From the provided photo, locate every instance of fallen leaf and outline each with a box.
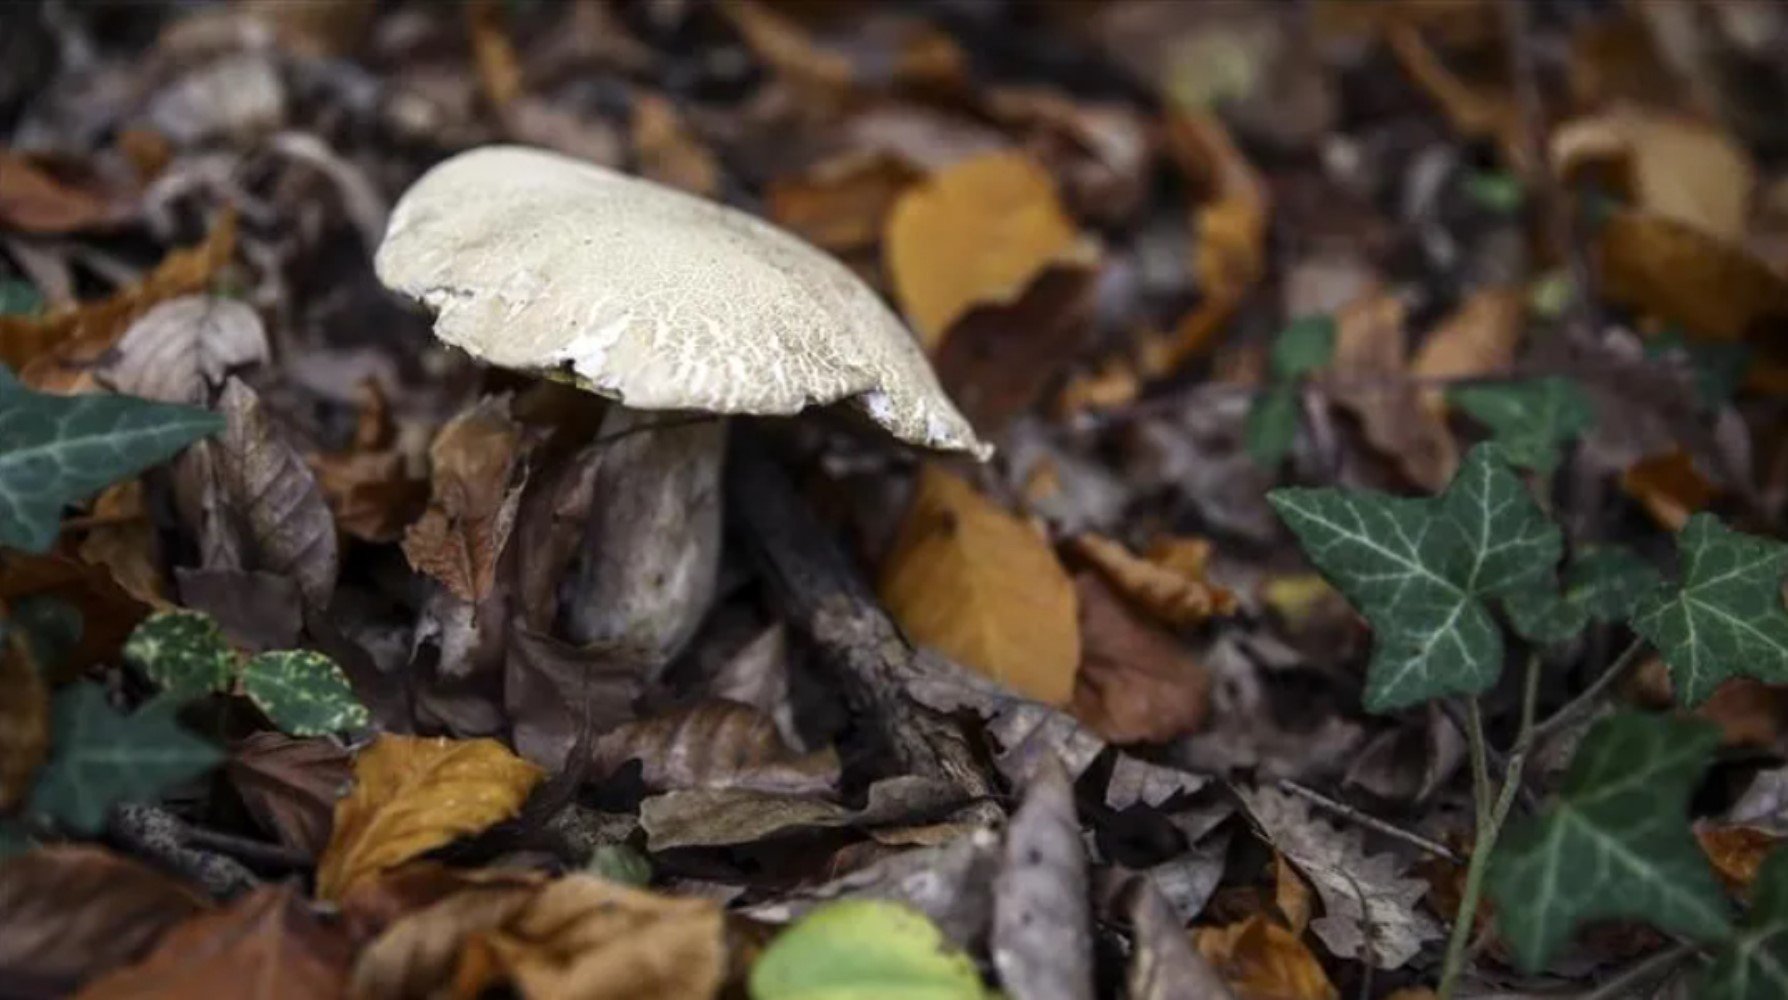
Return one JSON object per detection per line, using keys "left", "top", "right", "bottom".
{"left": 985, "top": 86, "right": 1153, "bottom": 225}
{"left": 880, "top": 464, "right": 1080, "bottom": 705}
{"left": 0, "top": 846, "right": 209, "bottom": 995}
{"left": 466, "top": 0, "right": 521, "bottom": 110}
{"left": 1324, "top": 291, "right": 1458, "bottom": 491}
{"left": 346, "top": 871, "right": 540, "bottom": 997}
{"left": 226, "top": 732, "right": 351, "bottom": 858}
{"left": 98, "top": 295, "right": 268, "bottom": 406}
{"left": 0, "top": 550, "right": 147, "bottom": 677}
{"left": 74, "top": 884, "right": 353, "bottom": 1000}
{"left": 720, "top": 0, "right": 854, "bottom": 96}
{"left": 1553, "top": 108, "right": 1756, "bottom": 240}
{"left": 632, "top": 92, "right": 720, "bottom": 198}
{"left": 1274, "top": 853, "right": 1314, "bottom": 935}
{"left": 768, "top": 151, "right": 921, "bottom": 254}
{"left": 1126, "top": 878, "right": 1234, "bottom": 1000}
{"left": 752, "top": 899, "right": 990, "bottom": 1000}
{"left": 1697, "top": 824, "right": 1781, "bottom": 893}
{"left": 175, "top": 567, "right": 303, "bottom": 653}
{"left": 213, "top": 377, "right": 339, "bottom": 607}
{"left": 1194, "top": 915, "right": 1338, "bottom": 1000}
{"left": 932, "top": 264, "right": 1098, "bottom": 435}
{"left": 0, "top": 623, "right": 49, "bottom": 810}
{"left": 1070, "top": 572, "right": 1212, "bottom": 745}
{"left": 1410, "top": 287, "right": 1525, "bottom": 415}
{"left": 885, "top": 150, "right": 1094, "bottom": 347}
{"left": 1069, "top": 533, "right": 1236, "bottom": 629}
{"left": 639, "top": 775, "right": 964, "bottom": 852}
{"left": 592, "top": 699, "right": 840, "bottom": 797}
{"left": 504, "top": 623, "right": 644, "bottom": 771}
{"left": 992, "top": 757, "right": 1092, "bottom": 1000}
{"left": 1385, "top": 22, "right": 1524, "bottom": 168}
{"left": 76, "top": 480, "right": 168, "bottom": 607}
{"left": 308, "top": 378, "right": 426, "bottom": 545}
{"left": 316, "top": 735, "right": 544, "bottom": 900}
{"left": 0, "top": 151, "right": 119, "bottom": 233}
{"left": 402, "top": 397, "right": 525, "bottom": 604}
{"left": 1620, "top": 448, "right": 1715, "bottom": 530}
{"left": 30, "top": 682, "right": 223, "bottom": 834}
{"left": 1598, "top": 209, "right": 1788, "bottom": 342}
{"left": 1695, "top": 678, "right": 1788, "bottom": 750}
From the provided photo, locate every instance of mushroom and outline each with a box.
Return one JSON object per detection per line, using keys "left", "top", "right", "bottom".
{"left": 375, "top": 145, "right": 987, "bottom": 667}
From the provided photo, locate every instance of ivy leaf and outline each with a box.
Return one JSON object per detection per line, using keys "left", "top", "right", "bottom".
{"left": 1487, "top": 713, "right": 1730, "bottom": 971}
{"left": 1270, "top": 315, "right": 1336, "bottom": 380}
{"left": 240, "top": 650, "right": 369, "bottom": 736}
{"left": 1632, "top": 515, "right": 1788, "bottom": 705}
{"left": 1269, "top": 444, "right": 1561, "bottom": 711}
{"left": 29, "top": 683, "right": 222, "bottom": 833}
{"left": 1702, "top": 849, "right": 1788, "bottom": 1000}
{"left": 1566, "top": 546, "right": 1663, "bottom": 623}
{"left": 123, "top": 610, "right": 237, "bottom": 698}
{"left": 1502, "top": 587, "right": 1588, "bottom": 646}
{"left": 750, "top": 900, "right": 991, "bottom": 1000}
{"left": 1245, "top": 384, "right": 1299, "bottom": 467}
{"left": 1448, "top": 377, "right": 1595, "bottom": 475}
{"left": 0, "top": 369, "right": 223, "bottom": 552}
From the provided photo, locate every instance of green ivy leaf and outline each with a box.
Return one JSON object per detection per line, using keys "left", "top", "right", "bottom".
{"left": 1632, "top": 515, "right": 1788, "bottom": 706}
{"left": 0, "top": 280, "right": 42, "bottom": 317}
{"left": 1270, "top": 315, "right": 1336, "bottom": 381}
{"left": 29, "top": 683, "right": 222, "bottom": 834}
{"left": 1565, "top": 546, "right": 1663, "bottom": 623}
{"left": 1487, "top": 713, "right": 1730, "bottom": 971}
{"left": 1245, "top": 384, "right": 1300, "bottom": 467}
{"left": 1269, "top": 444, "right": 1561, "bottom": 710}
{"left": 124, "top": 610, "right": 237, "bottom": 698}
{"left": 1448, "top": 377, "right": 1596, "bottom": 476}
{"left": 240, "top": 650, "right": 369, "bottom": 736}
{"left": 1702, "top": 849, "right": 1788, "bottom": 1000}
{"left": 750, "top": 900, "right": 991, "bottom": 1000}
{"left": 1502, "top": 586, "right": 1588, "bottom": 646}
{"left": 9, "top": 594, "right": 81, "bottom": 674}
{"left": 587, "top": 843, "right": 653, "bottom": 887}
{"left": 0, "top": 368, "right": 223, "bottom": 552}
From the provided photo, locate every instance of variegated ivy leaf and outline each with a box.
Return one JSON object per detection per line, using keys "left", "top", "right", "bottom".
{"left": 1269, "top": 444, "right": 1560, "bottom": 711}
{"left": 1632, "top": 515, "right": 1788, "bottom": 706}
{"left": 1448, "top": 376, "right": 1595, "bottom": 476}
{"left": 0, "top": 367, "right": 223, "bottom": 552}
{"left": 124, "top": 610, "right": 237, "bottom": 698}
{"left": 1487, "top": 713, "right": 1730, "bottom": 971}
{"left": 240, "top": 650, "right": 369, "bottom": 736}
{"left": 1702, "top": 848, "right": 1788, "bottom": 1000}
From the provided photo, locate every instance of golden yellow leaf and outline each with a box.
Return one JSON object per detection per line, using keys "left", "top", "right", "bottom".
{"left": 885, "top": 151, "right": 1092, "bottom": 348}
{"left": 1553, "top": 108, "right": 1755, "bottom": 241}
{"left": 1411, "top": 287, "right": 1524, "bottom": 415}
{"left": 317, "top": 736, "right": 543, "bottom": 901}
{"left": 1598, "top": 209, "right": 1788, "bottom": 343}
{"left": 1325, "top": 291, "right": 1459, "bottom": 491}
{"left": 1195, "top": 915, "right": 1339, "bottom": 1000}
{"left": 1068, "top": 533, "right": 1236, "bottom": 629}
{"left": 880, "top": 465, "right": 1079, "bottom": 705}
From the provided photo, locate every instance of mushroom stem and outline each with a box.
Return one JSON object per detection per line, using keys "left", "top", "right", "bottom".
{"left": 561, "top": 406, "right": 724, "bottom": 673}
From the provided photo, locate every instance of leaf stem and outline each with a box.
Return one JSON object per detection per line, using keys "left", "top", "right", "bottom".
{"left": 1525, "top": 637, "right": 1647, "bottom": 749}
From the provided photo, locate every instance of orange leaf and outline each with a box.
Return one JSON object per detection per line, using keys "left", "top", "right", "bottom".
{"left": 1274, "top": 853, "right": 1314, "bottom": 936}
{"left": 0, "top": 151, "right": 118, "bottom": 233}
{"left": 74, "top": 480, "right": 169, "bottom": 608}
{"left": 1068, "top": 532, "right": 1236, "bottom": 629}
{"left": 466, "top": 0, "right": 522, "bottom": 109}
{"left": 1597, "top": 209, "right": 1788, "bottom": 343}
{"left": 1619, "top": 448, "right": 1714, "bottom": 531}
{"left": 316, "top": 735, "right": 543, "bottom": 901}
{"left": 1697, "top": 824, "right": 1781, "bottom": 893}
{"left": 1411, "top": 287, "right": 1524, "bottom": 415}
{"left": 631, "top": 92, "right": 720, "bottom": 198}
{"left": 0, "top": 626, "right": 49, "bottom": 811}
{"left": 768, "top": 152, "right": 922, "bottom": 254}
{"left": 880, "top": 465, "right": 1079, "bottom": 705}
{"left": 1195, "top": 915, "right": 1339, "bottom": 1000}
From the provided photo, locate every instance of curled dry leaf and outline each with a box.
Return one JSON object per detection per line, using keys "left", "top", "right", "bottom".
{"left": 592, "top": 699, "right": 840, "bottom": 798}
{"left": 98, "top": 295, "right": 269, "bottom": 406}
{"left": 225, "top": 732, "right": 352, "bottom": 858}
{"left": 0, "top": 846, "right": 209, "bottom": 996}
{"left": 885, "top": 150, "right": 1095, "bottom": 348}
{"left": 401, "top": 397, "right": 526, "bottom": 604}
{"left": 347, "top": 873, "right": 539, "bottom": 999}
{"left": 880, "top": 465, "right": 1080, "bottom": 706}
{"left": 316, "top": 735, "right": 544, "bottom": 900}
{"left": 1597, "top": 209, "right": 1788, "bottom": 342}
{"left": 1068, "top": 532, "right": 1236, "bottom": 629}
{"left": 1552, "top": 108, "right": 1756, "bottom": 241}
{"left": 308, "top": 378, "right": 427, "bottom": 544}
{"left": 1193, "top": 916, "right": 1338, "bottom": 1000}
{"left": 76, "top": 480, "right": 168, "bottom": 607}
{"left": 73, "top": 884, "right": 354, "bottom": 1000}
{"left": 0, "top": 150, "right": 120, "bottom": 233}
{"left": 1323, "top": 291, "right": 1458, "bottom": 491}
{"left": 214, "top": 378, "right": 339, "bottom": 608}
{"left": 932, "top": 264, "right": 1098, "bottom": 436}
{"left": 1696, "top": 824, "right": 1781, "bottom": 893}
{"left": 992, "top": 756, "right": 1093, "bottom": 1000}
{"left": 0, "top": 624, "right": 49, "bottom": 810}
{"left": 1070, "top": 572, "right": 1212, "bottom": 745}
{"left": 639, "top": 775, "right": 965, "bottom": 852}
{"left": 1409, "top": 287, "right": 1524, "bottom": 416}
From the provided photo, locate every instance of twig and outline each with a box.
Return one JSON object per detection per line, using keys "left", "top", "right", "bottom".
{"left": 181, "top": 826, "right": 311, "bottom": 870}
{"left": 1577, "top": 941, "right": 1700, "bottom": 1000}
{"left": 1524, "top": 637, "right": 1647, "bottom": 749}
{"left": 1277, "top": 779, "right": 1461, "bottom": 863}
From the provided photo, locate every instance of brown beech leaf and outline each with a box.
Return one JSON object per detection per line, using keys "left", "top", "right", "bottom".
{"left": 226, "top": 732, "right": 353, "bottom": 858}
{"left": 98, "top": 295, "right": 269, "bottom": 406}
{"left": 885, "top": 150, "right": 1095, "bottom": 347}
{"left": 1324, "top": 291, "right": 1458, "bottom": 491}
{"left": 1553, "top": 108, "right": 1756, "bottom": 241}
{"left": 1068, "top": 533, "right": 1236, "bottom": 629}
{"left": 0, "top": 550, "right": 147, "bottom": 679}
{"left": 316, "top": 735, "right": 544, "bottom": 900}
{"left": 76, "top": 480, "right": 169, "bottom": 607}
{"left": 1410, "top": 287, "right": 1524, "bottom": 415}
{"left": 308, "top": 378, "right": 427, "bottom": 545}
{"left": 1194, "top": 915, "right": 1339, "bottom": 1000}
{"left": 0, "top": 624, "right": 49, "bottom": 810}
{"left": 337, "top": 863, "right": 545, "bottom": 945}
{"left": 1620, "top": 447, "right": 1715, "bottom": 530}
{"left": 631, "top": 92, "right": 721, "bottom": 198}
{"left": 402, "top": 397, "right": 526, "bottom": 604}
{"left": 880, "top": 464, "right": 1080, "bottom": 705}
{"left": 504, "top": 623, "right": 644, "bottom": 771}
{"left": 591, "top": 699, "right": 840, "bottom": 797}
{"left": 74, "top": 884, "right": 353, "bottom": 1000}
{"left": 1070, "top": 572, "right": 1211, "bottom": 745}
{"left": 767, "top": 151, "right": 921, "bottom": 254}
{"left": 0, "top": 150, "right": 119, "bottom": 233}
{"left": 933, "top": 264, "right": 1098, "bottom": 436}
{"left": 1597, "top": 209, "right": 1788, "bottom": 342}
{"left": 1696, "top": 823, "right": 1781, "bottom": 893}
{"left": 214, "top": 377, "right": 339, "bottom": 607}
{"left": 0, "top": 846, "right": 209, "bottom": 996}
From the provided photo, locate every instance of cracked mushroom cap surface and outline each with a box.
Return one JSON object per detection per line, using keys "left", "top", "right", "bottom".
{"left": 375, "top": 145, "right": 988, "bottom": 458}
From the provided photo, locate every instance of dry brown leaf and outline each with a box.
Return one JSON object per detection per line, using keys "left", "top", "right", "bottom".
{"left": 316, "top": 735, "right": 543, "bottom": 901}
{"left": 0, "top": 151, "right": 119, "bottom": 233}
{"left": 632, "top": 92, "right": 720, "bottom": 198}
{"left": 720, "top": 0, "right": 853, "bottom": 95}
{"left": 0, "top": 208, "right": 235, "bottom": 391}
{"left": 1385, "top": 23, "right": 1525, "bottom": 169}
{"left": 0, "top": 550, "right": 148, "bottom": 679}
{"left": 1620, "top": 447, "right": 1714, "bottom": 531}
{"left": 0, "top": 846, "right": 209, "bottom": 995}
{"left": 402, "top": 398, "right": 526, "bottom": 604}
{"left": 74, "top": 884, "right": 354, "bottom": 1000}
{"left": 1410, "top": 287, "right": 1524, "bottom": 415}
{"left": 591, "top": 699, "right": 840, "bottom": 797}
{"left": 309, "top": 379, "right": 427, "bottom": 544}
{"left": 880, "top": 465, "right": 1080, "bottom": 705}
{"left": 215, "top": 377, "right": 340, "bottom": 607}
{"left": 767, "top": 151, "right": 921, "bottom": 254}
{"left": 1325, "top": 291, "right": 1459, "bottom": 491}
{"left": 932, "top": 264, "right": 1098, "bottom": 435}
{"left": 226, "top": 732, "right": 353, "bottom": 859}
{"left": 76, "top": 480, "right": 168, "bottom": 608}
{"left": 1694, "top": 678, "right": 1788, "bottom": 749}
{"left": 1194, "top": 915, "right": 1339, "bottom": 1000}
{"left": 98, "top": 295, "right": 268, "bottom": 406}
{"left": 1696, "top": 824, "right": 1781, "bottom": 893}
{"left": 1068, "top": 533, "right": 1236, "bottom": 629}
{"left": 1553, "top": 108, "right": 1756, "bottom": 240}
{"left": 1070, "top": 572, "right": 1211, "bottom": 745}
{"left": 984, "top": 86, "right": 1153, "bottom": 225}
{"left": 467, "top": 0, "right": 522, "bottom": 110}
{"left": 1273, "top": 853, "right": 1314, "bottom": 936}
{"left": 0, "top": 623, "right": 49, "bottom": 811}
{"left": 885, "top": 150, "right": 1093, "bottom": 347}
{"left": 1598, "top": 209, "right": 1788, "bottom": 342}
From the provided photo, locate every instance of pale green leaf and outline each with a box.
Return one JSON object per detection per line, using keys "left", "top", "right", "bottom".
{"left": 1269, "top": 444, "right": 1560, "bottom": 710}
{"left": 0, "top": 369, "right": 223, "bottom": 552}
{"left": 240, "top": 650, "right": 369, "bottom": 736}
{"left": 1632, "top": 515, "right": 1788, "bottom": 706}
{"left": 1486, "top": 713, "right": 1730, "bottom": 970}
{"left": 124, "top": 610, "right": 237, "bottom": 698}
{"left": 1270, "top": 315, "right": 1336, "bottom": 381}
{"left": 1702, "top": 849, "right": 1788, "bottom": 1000}
{"left": 29, "top": 683, "right": 222, "bottom": 833}
{"left": 1448, "top": 377, "right": 1595, "bottom": 475}
{"left": 1245, "top": 384, "right": 1299, "bottom": 467}
{"left": 750, "top": 900, "right": 992, "bottom": 1000}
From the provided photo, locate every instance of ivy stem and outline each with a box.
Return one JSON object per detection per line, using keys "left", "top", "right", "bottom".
{"left": 1439, "top": 655, "right": 1543, "bottom": 998}
{"left": 1525, "top": 637, "right": 1647, "bottom": 749}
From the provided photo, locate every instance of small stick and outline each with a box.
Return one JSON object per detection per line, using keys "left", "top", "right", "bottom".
{"left": 1276, "top": 779, "right": 1461, "bottom": 863}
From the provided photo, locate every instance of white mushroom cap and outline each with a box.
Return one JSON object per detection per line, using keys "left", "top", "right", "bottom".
{"left": 375, "top": 145, "right": 988, "bottom": 458}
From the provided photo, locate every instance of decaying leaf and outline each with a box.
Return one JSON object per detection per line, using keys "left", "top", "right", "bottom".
{"left": 1598, "top": 210, "right": 1788, "bottom": 343}
{"left": 225, "top": 732, "right": 351, "bottom": 858}
{"left": 1194, "top": 915, "right": 1338, "bottom": 1000}
{"left": 402, "top": 397, "right": 526, "bottom": 604}
{"left": 76, "top": 480, "right": 169, "bottom": 607}
{"left": 932, "top": 264, "right": 1098, "bottom": 435}
{"left": 213, "top": 378, "right": 339, "bottom": 608}
{"left": 591, "top": 700, "right": 839, "bottom": 798}
{"left": 1071, "top": 572, "right": 1212, "bottom": 745}
{"left": 504, "top": 623, "right": 644, "bottom": 772}
{"left": 0, "top": 150, "right": 121, "bottom": 234}
{"left": 880, "top": 465, "right": 1080, "bottom": 706}
{"left": 1553, "top": 108, "right": 1756, "bottom": 240}
{"left": 1127, "top": 879, "right": 1235, "bottom": 1000}
{"left": 316, "top": 735, "right": 543, "bottom": 900}
{"left": 992, "top": 757, "right": 1092, "bottom": 1000}
{"left": 466, "top": 0, "right": 521, "bottom": 110}
{"left": 307, "top": 378, "right": 426, "bottom": 544}
{"left": 1323, "top": 291, "right": 1458, "bottom": 491}
{"left": 98, "top": 296, "right": 269, "bottom": 406}
{"left": 885, "top": 150, "right": 1094, "bottom": 347}
{"left": 638, "top": 775, "right": 965, "bottom": 852}
{"left": 1697, "top": 824, "right": 1781, "bottom": 893}
{"left": 0, "top": 551, "right": 148, "bottom": 677}
{"left": 1068, "top": 532, "right": 1236, "bottom": 629}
